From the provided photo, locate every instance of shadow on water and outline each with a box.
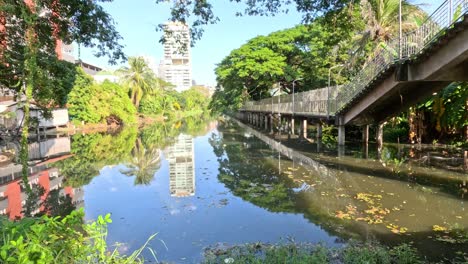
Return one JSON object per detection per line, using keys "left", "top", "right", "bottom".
{"left": 214, "top": 118, "right": 468, "bottom": 261}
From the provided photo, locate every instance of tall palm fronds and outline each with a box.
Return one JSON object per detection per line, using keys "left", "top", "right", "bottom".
{"left": 117, "top": 57, "right": 157, "bottom": 108}
{"left": 353, "top": 0, "right": 427, "bottom": 58}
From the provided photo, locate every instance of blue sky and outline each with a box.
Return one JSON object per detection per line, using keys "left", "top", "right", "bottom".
{"left": 80, "top": 0, "right": 444, "bottom": 86}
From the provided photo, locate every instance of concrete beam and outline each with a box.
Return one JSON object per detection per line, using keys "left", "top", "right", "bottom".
{"left": 343, "top": 24, "right": 468, "bottom": 125}
{"left": 404, "top": 27, "right": 468, "bottom": 82}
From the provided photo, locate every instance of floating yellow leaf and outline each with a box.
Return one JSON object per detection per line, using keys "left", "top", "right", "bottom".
{"left": 433, "top": 225, "right": 448, "bottom": 232}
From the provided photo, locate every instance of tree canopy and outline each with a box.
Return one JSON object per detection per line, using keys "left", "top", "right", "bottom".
{"left": 210, "top": 13, "right": 362, "bottom": 113}
{"left": 155, "top": 0, "right": 351, "bottom": 43}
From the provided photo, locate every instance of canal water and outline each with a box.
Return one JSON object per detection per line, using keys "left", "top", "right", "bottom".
{"left": 1, "top": 118, "right": 467, "bottom": 262}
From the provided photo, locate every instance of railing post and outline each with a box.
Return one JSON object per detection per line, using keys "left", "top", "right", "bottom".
{"left": 449, "top": 0, "right": 453, "bottom": 24}
{"left": 399, "top": 0, "right": 402, "bottom": 59}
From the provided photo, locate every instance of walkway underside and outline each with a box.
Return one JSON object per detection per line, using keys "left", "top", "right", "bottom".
{"left": 341, "top": 20, "right": 468, "bottom": 125}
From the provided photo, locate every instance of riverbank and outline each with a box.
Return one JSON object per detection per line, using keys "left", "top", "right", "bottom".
{"left": 53, "top": 111, "right": 208, "bottom": 135}
{"left": 202, "top": 241, "right": 468, "bottom": 263}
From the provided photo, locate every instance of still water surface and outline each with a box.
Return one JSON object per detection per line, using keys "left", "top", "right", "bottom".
{"left": 1, "top": 118, "right": 467, "bottom": 262}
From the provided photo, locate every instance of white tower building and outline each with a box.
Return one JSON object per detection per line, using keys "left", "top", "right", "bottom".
{"left": 158, "top": 22, "right": 192, "bottom": 92}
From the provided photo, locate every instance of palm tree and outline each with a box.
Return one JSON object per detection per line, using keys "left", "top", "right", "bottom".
{"left": 121, "top": 138, "right": 162, "bottom": 185}
{"left": 353, "top": 0, "right": 426, "bottom": 57}
{"left": 117, "top": 56, "right": 156, "bottom": 108}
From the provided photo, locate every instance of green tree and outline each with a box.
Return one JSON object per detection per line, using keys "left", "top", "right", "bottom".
{"left": 211, "top": 19, "right": 359, "bottom": 113}
{"left": 155, "top": 0, "right": 351, "bottom": 43}
{"left": 353, "top": 0, "right": 425, "bottom": 57}
{"left": 91, "top": 80, "right": 137, "bottom": 125}
{"left": 117, "top": 56, "right": 157, "bottom": 108}
{"left": 0, "top": 0, "right": 125, "bottom": 191}
{"left": 68, "top": 67, "right": 101, "bottom": 123}
{"left": 68, "top": 71, "right": 136, "bottom": 125}
{"left": 180, "top": 86, "right": 211, "bottom": 113}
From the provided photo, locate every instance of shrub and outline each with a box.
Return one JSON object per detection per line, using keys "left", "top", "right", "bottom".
{"left": 0, "top": 209, "right": 153, "bottom": 263}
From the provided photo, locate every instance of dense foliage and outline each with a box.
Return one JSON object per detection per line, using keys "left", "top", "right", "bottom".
{"left": 0, "top": 210, "right": 151, "bottom": 263}
{"left": 58, "top": 117, "right": 212, "bottom": 188}
{"left": 0, "top": 0, "right": 125, "bottom": 189}
{"left": 68, "top": 68, "right": 136, "bottom": 125}
{"left": 0, "top": 0, "right": 125, "bottom": 104}
{"left": 155, "top": 0, "right": 351, "bottom": 44}
{"left": 210, "top": 14, "right": 362, "bottom": 113}
{"left": 139, "top": 85, "right": 211, "bottom": 118}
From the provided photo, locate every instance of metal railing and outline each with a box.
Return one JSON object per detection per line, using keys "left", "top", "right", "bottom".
{"left": 241, "top": 86, "right": 339, "bottom": 117}
{"left": 242, "top": 0, "right": 468, "bottom": 117}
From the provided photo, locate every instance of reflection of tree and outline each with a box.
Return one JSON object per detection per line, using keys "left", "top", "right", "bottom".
{"left": 55, "top": 119, "right": 213, "bottom": 188}
{"left": 209, "top": 122, "right": 297, "bottom": 213}
{"left": 209, "top": 120, "right": 372, "bottom": 241}
{"left": 121, "top": 138, "right": 161, "bottom": 185}
{"left": 183, "top": 116, "right": 211, "bottom": 137}
{"left": 56, "top": 127, "right": 137, "bottom": 187}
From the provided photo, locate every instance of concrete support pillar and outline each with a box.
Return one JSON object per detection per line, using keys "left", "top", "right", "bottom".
{"left": 376, "top": 123, "right": 384, "bottom": 147}
{"left": 291, "top": 118, "right": 295, "bottom": 135}
{"left": 464, "top": 150, "right": 467, "bottom": 171}
{"left": 362, "top": 125, "right": 369, "bottom": 144}
{"left": 270, "top": 115, "right": 274, "bottom": 133}
{"left": 316, "top": 123, "right": 322, "bottom": 138}
{"left": 338, "top": 145, "right": 345, "bottom": 157}
{"left": 362, "top": 143, "right": 369, "bottom": 159}
{"left": 302, "top": 118, "right": 308, "bottom": 139}
{"left": 338, "top": 125, "right": 345, "bottom": 146}
{"left": 317, "top": 139, "right": 322, "bottom": 152}
{"left": 265, "top": 115, "right": 268, "bottom": 130}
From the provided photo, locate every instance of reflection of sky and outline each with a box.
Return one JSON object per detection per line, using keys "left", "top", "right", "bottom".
{"left": 83, "top": 129, "right": 339, "bottom": 263}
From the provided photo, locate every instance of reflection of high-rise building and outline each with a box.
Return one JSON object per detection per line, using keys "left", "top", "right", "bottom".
{"left": 167, "top": 134, "right": 195, "bottom": 197}
{"left": 158, "top": 21, "right": 192, "bottom": 92}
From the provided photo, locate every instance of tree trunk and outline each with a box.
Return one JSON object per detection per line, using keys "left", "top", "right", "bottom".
{"left": 408, "top": 107, "right": 425, "bottom": 144}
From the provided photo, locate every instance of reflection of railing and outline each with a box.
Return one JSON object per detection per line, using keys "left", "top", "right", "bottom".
{"left": 241, "top": 0, "right": 468, "bottom": 117}
{"left": 235, "top": 120, "right": 333, "bottom": 179}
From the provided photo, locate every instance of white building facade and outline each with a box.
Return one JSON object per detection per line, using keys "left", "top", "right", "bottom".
{"left": 158, "top": 22, "right": 192, "bottom": 92}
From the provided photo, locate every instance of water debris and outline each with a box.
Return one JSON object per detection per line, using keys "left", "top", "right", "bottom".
{"left": 334, "top": 192, "right": 408, "bottom": 233}
{"left": 386, "top": 223, "right": 408, "bottom": 234}
{"left": 219, "top": 199, "right": 229, "bottom": 206}
{"left": 433, "top": 225, "right": 448, "bottom": 232}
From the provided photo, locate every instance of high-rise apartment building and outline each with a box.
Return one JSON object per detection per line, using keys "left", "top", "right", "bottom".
{"left": 158, "top": 22, "right": 192, "bottom": 92}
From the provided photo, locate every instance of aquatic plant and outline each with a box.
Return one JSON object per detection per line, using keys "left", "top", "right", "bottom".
{"left": 0, "top": 209, "right": 155, "bottom": 263}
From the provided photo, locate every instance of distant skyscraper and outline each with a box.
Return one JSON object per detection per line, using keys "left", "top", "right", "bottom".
{"left": 158, "top": 22, "right": 192, "bottom": 92}
{"left": 167, "top": 134, "right": 195, "bottom": 197}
